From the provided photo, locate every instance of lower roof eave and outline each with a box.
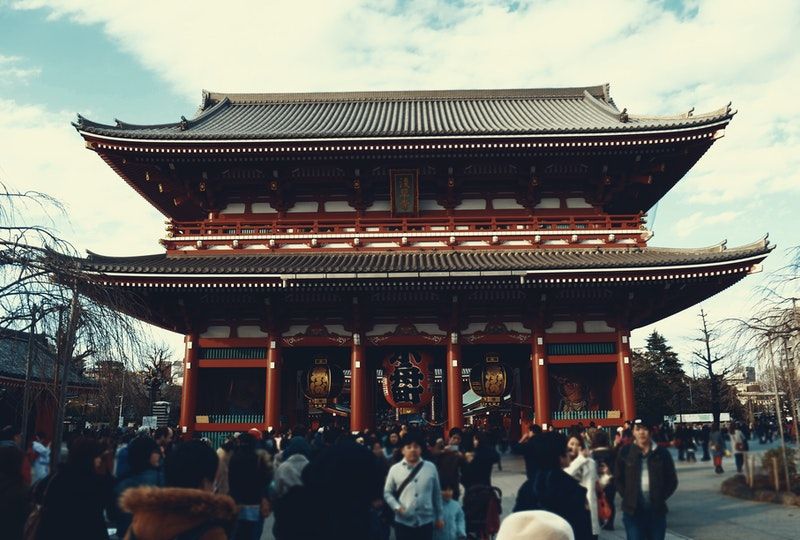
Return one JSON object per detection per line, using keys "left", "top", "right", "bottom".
{"left": 87, "top": 258, "right": 766, "bottom": 288}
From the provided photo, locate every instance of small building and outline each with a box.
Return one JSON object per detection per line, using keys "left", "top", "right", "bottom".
{"left": 67, "top": 84, "right": 771, "bottom": 439}
{"left": 0, "top": 329, "right": 97, "bottom": 439}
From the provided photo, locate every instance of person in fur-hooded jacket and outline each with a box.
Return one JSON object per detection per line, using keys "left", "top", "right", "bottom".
{"left": 120, "top": 440, "right": 237, "bottom": 540}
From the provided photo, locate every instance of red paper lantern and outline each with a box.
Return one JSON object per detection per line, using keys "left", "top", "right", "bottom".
{"left": 469, "top": 354, "right": 509, "bottom": 407}
{"left": 302, "top": 358, "right": 344, "bottom": 408}
{"left": 381, "top": 351, "right": 434, "bottom": 412}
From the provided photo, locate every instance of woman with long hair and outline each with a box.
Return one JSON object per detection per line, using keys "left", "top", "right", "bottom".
{"left": 564, "top": 433, "right": 600, "bottom": 539}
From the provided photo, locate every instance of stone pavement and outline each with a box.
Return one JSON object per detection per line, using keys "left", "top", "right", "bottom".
{"left": 261, "top": 440, "right": 799, "bottom": 540}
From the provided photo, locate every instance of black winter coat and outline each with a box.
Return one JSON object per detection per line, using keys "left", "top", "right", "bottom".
{"left": 513, "top": 468, "right": 592, "bottom": 540}
{"left": 615, "top": 443, "right": 678, "bottom": 515}
{"left": 36, "top": 465, "right": 114, "bottom": 540}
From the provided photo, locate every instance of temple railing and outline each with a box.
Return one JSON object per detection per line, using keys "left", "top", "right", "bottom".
{"left": 552, "top": 410, "right": 620, "bottom": 421}
{"left": 202, "top": 414, "right": 264, "bottom": 424}
{"left": 163, "top": 213, "right": 648, "bottom": 251}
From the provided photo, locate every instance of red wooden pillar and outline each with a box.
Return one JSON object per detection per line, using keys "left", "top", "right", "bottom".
{"left": 617, "top": 328, "right": 636, "bottom": 421}
{"left": 446, "top": 333, "right": 464, "bottom": 434}
{"left": 179, "top": 333, "right": 199, "bottom": 436}
{"left": 350, "top": 333, "right": 369, "bottom": 433}
{"left": 265, "top": 337, "right": 282, "bottom": 431}
{"left": 531, "top": 332, "right": 551, "bottom": 429}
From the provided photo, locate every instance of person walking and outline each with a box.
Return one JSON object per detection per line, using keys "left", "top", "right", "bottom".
{"left": 434, "top": 433, "right": 465, "bottom": 501}
{"left": 112, "top": 435, "right": 164, "bottom": 538}
{"left": 615, "top": 420, "right": 678, "bottom": 540}
{"left": 303, "top": 435, "right": 383, "bottom": 539}
{"left": 35, "top": 437, "right": 115, "bottom": 540}
{"left": 565, "top": 434, "right": 600, "bottom": 538}
{"left": 709, "top": 423, "right": 727, "bottom": 474}
{"left": 729, "top": 423, "right": 747, "bottom": 474}
{"left": 433, "top": 486, "right": 465, "bottom": 540}
{"left": 384, "top": 431, "right": 444, "bottom": 540}
{"left": 0, "top": 444, "right": 30, "bottom": 540}
{"left": 461, "top": 431, "right": 500, "bottom": 491}
{"left": 513, "top": 431, "right": 592, "bottom": 540}
{"left": 270, "top": 437, "right": 313, "bottom": 540}
{"left": 31, "top": 432, "right": 51, "bottom": 484}
{"left": 120, "top": 439, "right": 237, "bottom": 540}
{"left": 228, "top": 433, "right": 273, "bottom": 540}
{"left": 699, "top": 424, "right": 711, "bottom": 462}
{"left": 589, "top": 430, "right": 616, "bottom": 531}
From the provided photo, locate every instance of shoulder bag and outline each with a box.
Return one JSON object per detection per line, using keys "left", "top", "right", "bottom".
{"left": 393, "top": 461, "right": 425, "bottom": 501}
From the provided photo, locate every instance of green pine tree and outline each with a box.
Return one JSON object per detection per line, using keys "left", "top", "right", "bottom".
{"left": 633, "top": 331, "right": 689, "bottom": 423}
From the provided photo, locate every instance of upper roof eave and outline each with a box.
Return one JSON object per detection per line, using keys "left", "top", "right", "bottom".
{"left": 72, "top": 84, "right": 735, "bottom": 144}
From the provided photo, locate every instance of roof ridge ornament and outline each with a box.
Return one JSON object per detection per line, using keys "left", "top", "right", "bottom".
{"left": 619, "top": 108, "right": 629, "bottom": 123}
{"left": 179, "top": 116, "right": 189, "bottom": 131}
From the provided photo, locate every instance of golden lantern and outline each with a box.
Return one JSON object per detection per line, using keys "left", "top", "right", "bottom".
{"left": 469, "top": 354, "right": 509, "bottom": 406}
{"left": 302, "top": 358, "right": 344, "bottom": 408}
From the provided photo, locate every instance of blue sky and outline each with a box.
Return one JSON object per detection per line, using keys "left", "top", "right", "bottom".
{"left": 1, "top": 0, "right": 798, "bottom": 364}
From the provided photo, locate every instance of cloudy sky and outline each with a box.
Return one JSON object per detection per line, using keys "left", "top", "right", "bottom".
{"left": 1, "top": 0, "right": 798, "bottom": 363}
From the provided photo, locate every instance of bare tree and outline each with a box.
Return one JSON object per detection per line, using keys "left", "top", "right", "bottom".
{"left": 1, "top": 182, "right": 148, "bottom": 466}
{"left": 691, "top": 309, "right": 737, "bottom": 426}
{"left": 134, "top": 342, "right": 175, "bottom": 413}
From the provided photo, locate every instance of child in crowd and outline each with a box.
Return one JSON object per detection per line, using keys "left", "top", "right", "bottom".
{"left": 685, "top": 430, "right": 697, "bottom": 463}
{"left": 434, "top": 486, "right": 466, "bottom": 540}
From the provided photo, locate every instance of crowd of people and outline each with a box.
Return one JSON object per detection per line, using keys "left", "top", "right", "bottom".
{"left": 0, "top": 415, "right": 766, "bottom": 540}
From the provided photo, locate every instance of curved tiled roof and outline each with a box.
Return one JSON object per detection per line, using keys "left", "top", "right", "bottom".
{"left": 76, "top": 238, "right": 770, "bottom": 276}
{"left": 74, "top": 84, "right": 733, "bottom": 141}
{"left": 0, "top": 329, "right": 96, "bottom": 386}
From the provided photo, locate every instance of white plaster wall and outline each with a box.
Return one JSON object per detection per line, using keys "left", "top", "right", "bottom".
{"left": 415, "top": 323, "right": 445, "bottom": 335}
{"left": 220, "top": 203, "right": 246, "bottom": 214}
{"left": 324, "top": 201, "right": 353, "bottom": 212}
{"left": 287, "top": 202, "right": 318, "bottom": 213}
{"left": 366, "top": 324, "right": 398, "bottom": 336}
{"left": 237, "top": 325, "right": 269, "bottom": 338}
{"left": 420, "top": 199, "right": 445, "bottom": 211}
{"left": 284, "top": 325, "right": 309, "bottom": 336}
{"left": 201, "top": 325, "right": 231, "bottom": 338}
{"left": 584, "top": 320, "right": 615, "bottom": 333}
{"left": 366, "top": 201, "right": 391, "bottom": 212}
{"left": 545, "top": 321, "right": 578, "bottom": 334}
{"left": 565, "top": 197, "right": 592, "bottom": 208}
{"left": 251, "top": 202, "right": 278, "bottom": 213}
{"left": 534, "top": 198, "right": 560, "bottom": 209}
{"left": 493, "top": 198, "right": 525, "bottom": 210}
{"left": 454, "top": 199, "right": 487, "bottom": 210}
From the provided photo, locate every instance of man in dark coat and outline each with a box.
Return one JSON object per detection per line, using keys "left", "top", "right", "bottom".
{"left": 36, "top": 437, "right": 115, "bottom": 540}
{"left": 615, "top": 420, "right": 678, "bottom": 540}
{"left": 513, "top": 432, "right": 592, "bottom": 540}
{"left": 303, "top": 434, "right": 384, "bottom": 540}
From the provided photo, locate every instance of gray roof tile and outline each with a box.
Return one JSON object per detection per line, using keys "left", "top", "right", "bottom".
{"left": 0, "top": 329, "right": 95, "bottom": 386}
{"left": 75, "top": 85, "right": 733, "bottom": 141}
{"left": 77, "top": 239, "right": 770, "bottom": 275}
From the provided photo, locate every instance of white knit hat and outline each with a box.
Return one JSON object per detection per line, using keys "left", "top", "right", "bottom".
{"left": 496, "top": 511, "right": 574, "bottom": 540}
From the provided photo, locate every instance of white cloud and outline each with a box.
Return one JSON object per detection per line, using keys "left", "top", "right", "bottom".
{"left": 0, "top": 98, "right": 165, "bottom": 256}
{"left": 0, "top": 54, "right": 41, "bottom": 82}
{"left": 10, "top": 1, "right": 800, "bottom": 205}
{"left": 673, "top": 210, "right": 739, "bottom": 238}
{"left": 4, "top": 0, "right": 800, "bottom": 352}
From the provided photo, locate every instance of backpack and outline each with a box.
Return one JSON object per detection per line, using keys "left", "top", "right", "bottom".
{"left": 463, "top": 484, "right": 502, "bottom": 539}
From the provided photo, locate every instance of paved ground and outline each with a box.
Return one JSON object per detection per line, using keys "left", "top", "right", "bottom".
{"left": 261, "top": 440, "right": 799, "bottom": 540}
